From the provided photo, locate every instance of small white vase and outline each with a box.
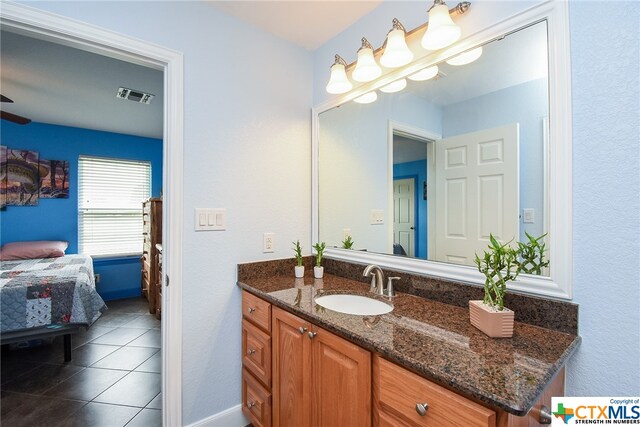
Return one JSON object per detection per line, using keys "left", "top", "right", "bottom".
{"left": 313, "top": 266, "right": 324, "bottom": 279}
{"left": 294, "top": 265, "right": 305, "bottom": 278}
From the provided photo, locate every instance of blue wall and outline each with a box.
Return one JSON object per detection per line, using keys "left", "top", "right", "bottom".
{"left": 393, "top": 160, "right": 427, "bottom": 259}
{"left": 1, "top": 121, "right": 162, "bottom": 300}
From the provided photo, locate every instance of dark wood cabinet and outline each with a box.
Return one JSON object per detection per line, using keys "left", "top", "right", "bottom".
{"left": 141, "top": 198, "right": 162, "bottom": 316}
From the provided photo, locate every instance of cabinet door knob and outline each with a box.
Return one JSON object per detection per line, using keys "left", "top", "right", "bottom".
{"left": 298, "top": 326, "right": 308, "bottom": 334}
{"left": 247, "top": 348, "right": 256, "bottom": 356}
{"left": 248, "top": 307, "right": 256, "bottom": 314}
{"left": 416, "top": 402, "right": 429, "bottom": 416}
{"left": 247, "top": 401, "right": 255, "bottom": 409}
{"left": 308, "top": 331, "right": 317, "bottom": 339}
{"left": 539, "top": 406, "right": 552, "bottom": 424}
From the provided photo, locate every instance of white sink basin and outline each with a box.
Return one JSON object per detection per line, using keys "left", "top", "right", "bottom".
{"left": 314, "top": 294, "right": 393, "bottom": 316}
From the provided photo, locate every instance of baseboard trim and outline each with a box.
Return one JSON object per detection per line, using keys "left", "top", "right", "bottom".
{"left": 185, "top": 404, "right": 248, "bottom": 427}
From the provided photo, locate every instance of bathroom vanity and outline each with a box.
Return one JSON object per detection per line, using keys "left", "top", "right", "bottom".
{"left": 238, "top": 258, "right": 580, "bottom": 427}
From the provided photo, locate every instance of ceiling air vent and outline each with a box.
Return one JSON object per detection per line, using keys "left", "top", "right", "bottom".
{"left": 116, "top": 87, "right": 154, "bottom": 105}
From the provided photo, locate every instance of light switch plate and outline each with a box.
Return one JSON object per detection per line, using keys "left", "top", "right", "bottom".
{"left": 523, "top": 208, "right": 535, "bottom": 224}
{"left": 370, "top": 209, "right": 384, "bottom": 225}
{"left": 195, "top": 208, "right": 226, "bottom": 231}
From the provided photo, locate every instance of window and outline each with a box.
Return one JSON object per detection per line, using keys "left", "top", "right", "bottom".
{"left": 79, "top": 156, "right": 151, "bottom": 257}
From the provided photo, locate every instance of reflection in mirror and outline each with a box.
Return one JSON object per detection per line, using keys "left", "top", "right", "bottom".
{"left": 319, "top": 20, "right": 550, "bottom": 275}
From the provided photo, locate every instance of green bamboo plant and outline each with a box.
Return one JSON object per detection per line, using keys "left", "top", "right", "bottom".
{"left": 475, "top": 233, "right": 549, "bottom": 311}
{"left": 341, "top": 236, "right": 354, "bottom": 250}
{"left": 292, "top": 240, "right": 303, "bottom": 267}
{"left": 313, "top": 242, "right": 326, "bottom": 267}
{"left": 516, "top": 232, "right": 549, "bottom": 275}
{"left": 474, "top": 234, "right": 521, "bottom": 311}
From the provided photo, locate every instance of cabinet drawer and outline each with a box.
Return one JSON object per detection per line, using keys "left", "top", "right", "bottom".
{"left": 242, "top": 319, "right": 271, "bottom": 388}
{"left": 242, "top": 290, "right": 271, "bottom": 332}
{"left": 243, "top": 368, "right": 271, "bottom": 427}
{"left": 374, "top": 356, "right": 495, "bottom": 427}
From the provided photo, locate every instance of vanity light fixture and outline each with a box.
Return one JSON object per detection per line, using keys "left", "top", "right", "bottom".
{"left": 352, "top": 38, "right": 382, "bottom": 82}
{"left": 380, "top": 19, "right": 414, "bottom": 68}
{"left": 379, "top": 78, "right": 407, "bottom": 93}
{"left": 446, "top": 46, "right": 483, "bottom": 65}
{"left": 324, "top": 1, "right": 471, "bottom": 95}
{"left": 408, "top": 65, "right": 440, "bottom": 81}
{"left": 326, "top": 55, "right": 353, "bottom": 94}
{"left": 422, "top": 0, "right": 462, "bottom": 50}
{"left": 353, "top": 91, "right": 378, "bottom": 104}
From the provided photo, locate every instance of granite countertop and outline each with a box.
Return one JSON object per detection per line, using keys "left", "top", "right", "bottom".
{"left": 237, "top": 272, "right": 581, "bottom": 416}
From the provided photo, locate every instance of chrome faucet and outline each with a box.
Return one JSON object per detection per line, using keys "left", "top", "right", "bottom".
{"left": 363, "top": 264, "right": 385, "bottom": 295}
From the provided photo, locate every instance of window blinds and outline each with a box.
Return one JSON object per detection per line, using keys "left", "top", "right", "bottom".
{"left": 78, "top": 156, "right": 151, "bottom": 257}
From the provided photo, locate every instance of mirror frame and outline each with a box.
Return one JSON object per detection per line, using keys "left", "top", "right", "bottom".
{"left": 312, "top": 1, "right": 573, "bottom": 300}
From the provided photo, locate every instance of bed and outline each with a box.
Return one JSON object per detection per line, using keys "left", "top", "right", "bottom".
{"left": 0, "top": 254, "right": 106, "bottom": 361}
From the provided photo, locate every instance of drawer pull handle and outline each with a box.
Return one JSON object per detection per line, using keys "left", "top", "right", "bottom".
{"left": 298, "top": 327, "right": 308, "bottom": 334}
{"left": 248, "top": 307, "right": 256, "bottom": 314}
{"left": 247, "top": 348, "right": 256, "bottom": 356}
{"left": 247, "top": 401, "right": 255, "bottom": 409}
{"left": 308, "top": 331, "right": 317, "bottom": 339}
{"left": 539, "top": 406, "right": 552, "bottom": 424}
{"left": 416, "top": 402, "right": 429, "bottom": 416}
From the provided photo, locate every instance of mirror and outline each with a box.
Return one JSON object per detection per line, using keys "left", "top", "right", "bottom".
{"left": 319, "top": 21, "right": 549, "bottom": 272}
{"left": 313, "top": 0, "right": 574, "bottom": 300}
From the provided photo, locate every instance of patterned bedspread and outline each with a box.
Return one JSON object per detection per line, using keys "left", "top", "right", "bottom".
{"left": 0, "top": 255, "right": 106, "bottom": 333}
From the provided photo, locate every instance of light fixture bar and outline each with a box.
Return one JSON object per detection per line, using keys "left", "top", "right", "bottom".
{"left": 342, "top": 2, "right": 471, "bottom": 72}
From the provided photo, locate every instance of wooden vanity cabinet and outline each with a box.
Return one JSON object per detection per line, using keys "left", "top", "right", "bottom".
{"left": 272, "top": 306, "right": 371, "bottom": 427}
{"left": 373, "top": 355, "right": 496, "bottom": 427}
{"left": 242, "top": 290, "right": 564, "bottom": 427}
{"left": 242, "top": 291, "right": 272, "bottom": 427}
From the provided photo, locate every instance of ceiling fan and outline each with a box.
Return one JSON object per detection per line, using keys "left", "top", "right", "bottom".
{"left": 1, "top": 94, "right": 32, "bottom": 125}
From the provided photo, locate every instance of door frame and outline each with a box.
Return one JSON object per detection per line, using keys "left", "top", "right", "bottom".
{"left": 387, "top": 121, "right": 439, "bottom": 258}
{"left": 0, "top": 3, "right": 184, "bottom": 425}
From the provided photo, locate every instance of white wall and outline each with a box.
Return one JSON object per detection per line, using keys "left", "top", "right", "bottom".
{"left": 313, "top": 0, "right": 640, "bottom": 397}
{"left": 23, "top": 1, "right": 313, "bottom": 424}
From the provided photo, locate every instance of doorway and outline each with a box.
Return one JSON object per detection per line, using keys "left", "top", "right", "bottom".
{"left": 388, "top": 121, "right": 438, "bottom": 260}
{"left": 1, "top": 4, "right": 184, "bottom": 425}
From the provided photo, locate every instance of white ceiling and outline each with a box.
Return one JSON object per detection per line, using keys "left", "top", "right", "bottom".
{"left": 0, "top": 2, "right": 380, "bottom": 137}
{"left": 1, "top": 30, "right": 164, "bottom": 139}
{"left": 208, "top": 1, "right": 382, "bottom": 50}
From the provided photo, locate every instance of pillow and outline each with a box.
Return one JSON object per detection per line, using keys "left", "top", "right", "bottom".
{"left": 0, "top": 241, "right": 69, "bottom": 261}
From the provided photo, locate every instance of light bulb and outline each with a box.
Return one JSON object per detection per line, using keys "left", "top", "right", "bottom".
{"left": 352, "top": 38, "right": 382, "bottom": 82}
{"left": 380, "top": 79, "right": 407, "bottom": 93}
{"left": 326, "top": 63, "right": 352, "bottom": 94}
{"left": 380, "top": 20, "right": 413, "bottom": 68}
{"left": 421, "top": 2, "right": 461, "bottom": 50}
{"left": 446, "top": 46, "right": 483, "bottom": 66}
{"left": 353, "top": 91, "right": 378, "bottom": 104}
{"left": 408, "top": 65, "right": 439, "bottom": 81}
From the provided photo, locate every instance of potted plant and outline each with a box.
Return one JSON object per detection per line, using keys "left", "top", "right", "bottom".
{"left": 313, "top": 242, "right": 326, "bottom": 279}
{"left": 471, "top": 233, "right": 549, "bottom": 338}
{"left": 516, "top": 232, "right": 549, "bottom": 275}
{"left": 471, "top": 234, "right": 520, "bottom": 338}
{"left": 292, "top": 240, "right": 304, "bottom": 278}
{"left": 341, "top": 235, "right": 354, "bottom": 250}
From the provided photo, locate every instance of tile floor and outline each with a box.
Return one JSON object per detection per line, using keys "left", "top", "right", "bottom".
{"left": 1, "top": 297, "right": 162, "bottom": 427}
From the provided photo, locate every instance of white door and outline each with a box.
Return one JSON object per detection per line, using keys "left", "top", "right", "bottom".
{"left": 393, "top": 178, "right": 415, "bottom": 257}
{"left": 433, "top": 124, "right": 519, "bottom": 265}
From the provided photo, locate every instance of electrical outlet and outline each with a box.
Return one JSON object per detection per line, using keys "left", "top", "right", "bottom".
{"left": 263, "top": 233, "right": 275, "bottom": 253}
{"left": 94, "top": 274, "right": 101, "bottom": 283}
